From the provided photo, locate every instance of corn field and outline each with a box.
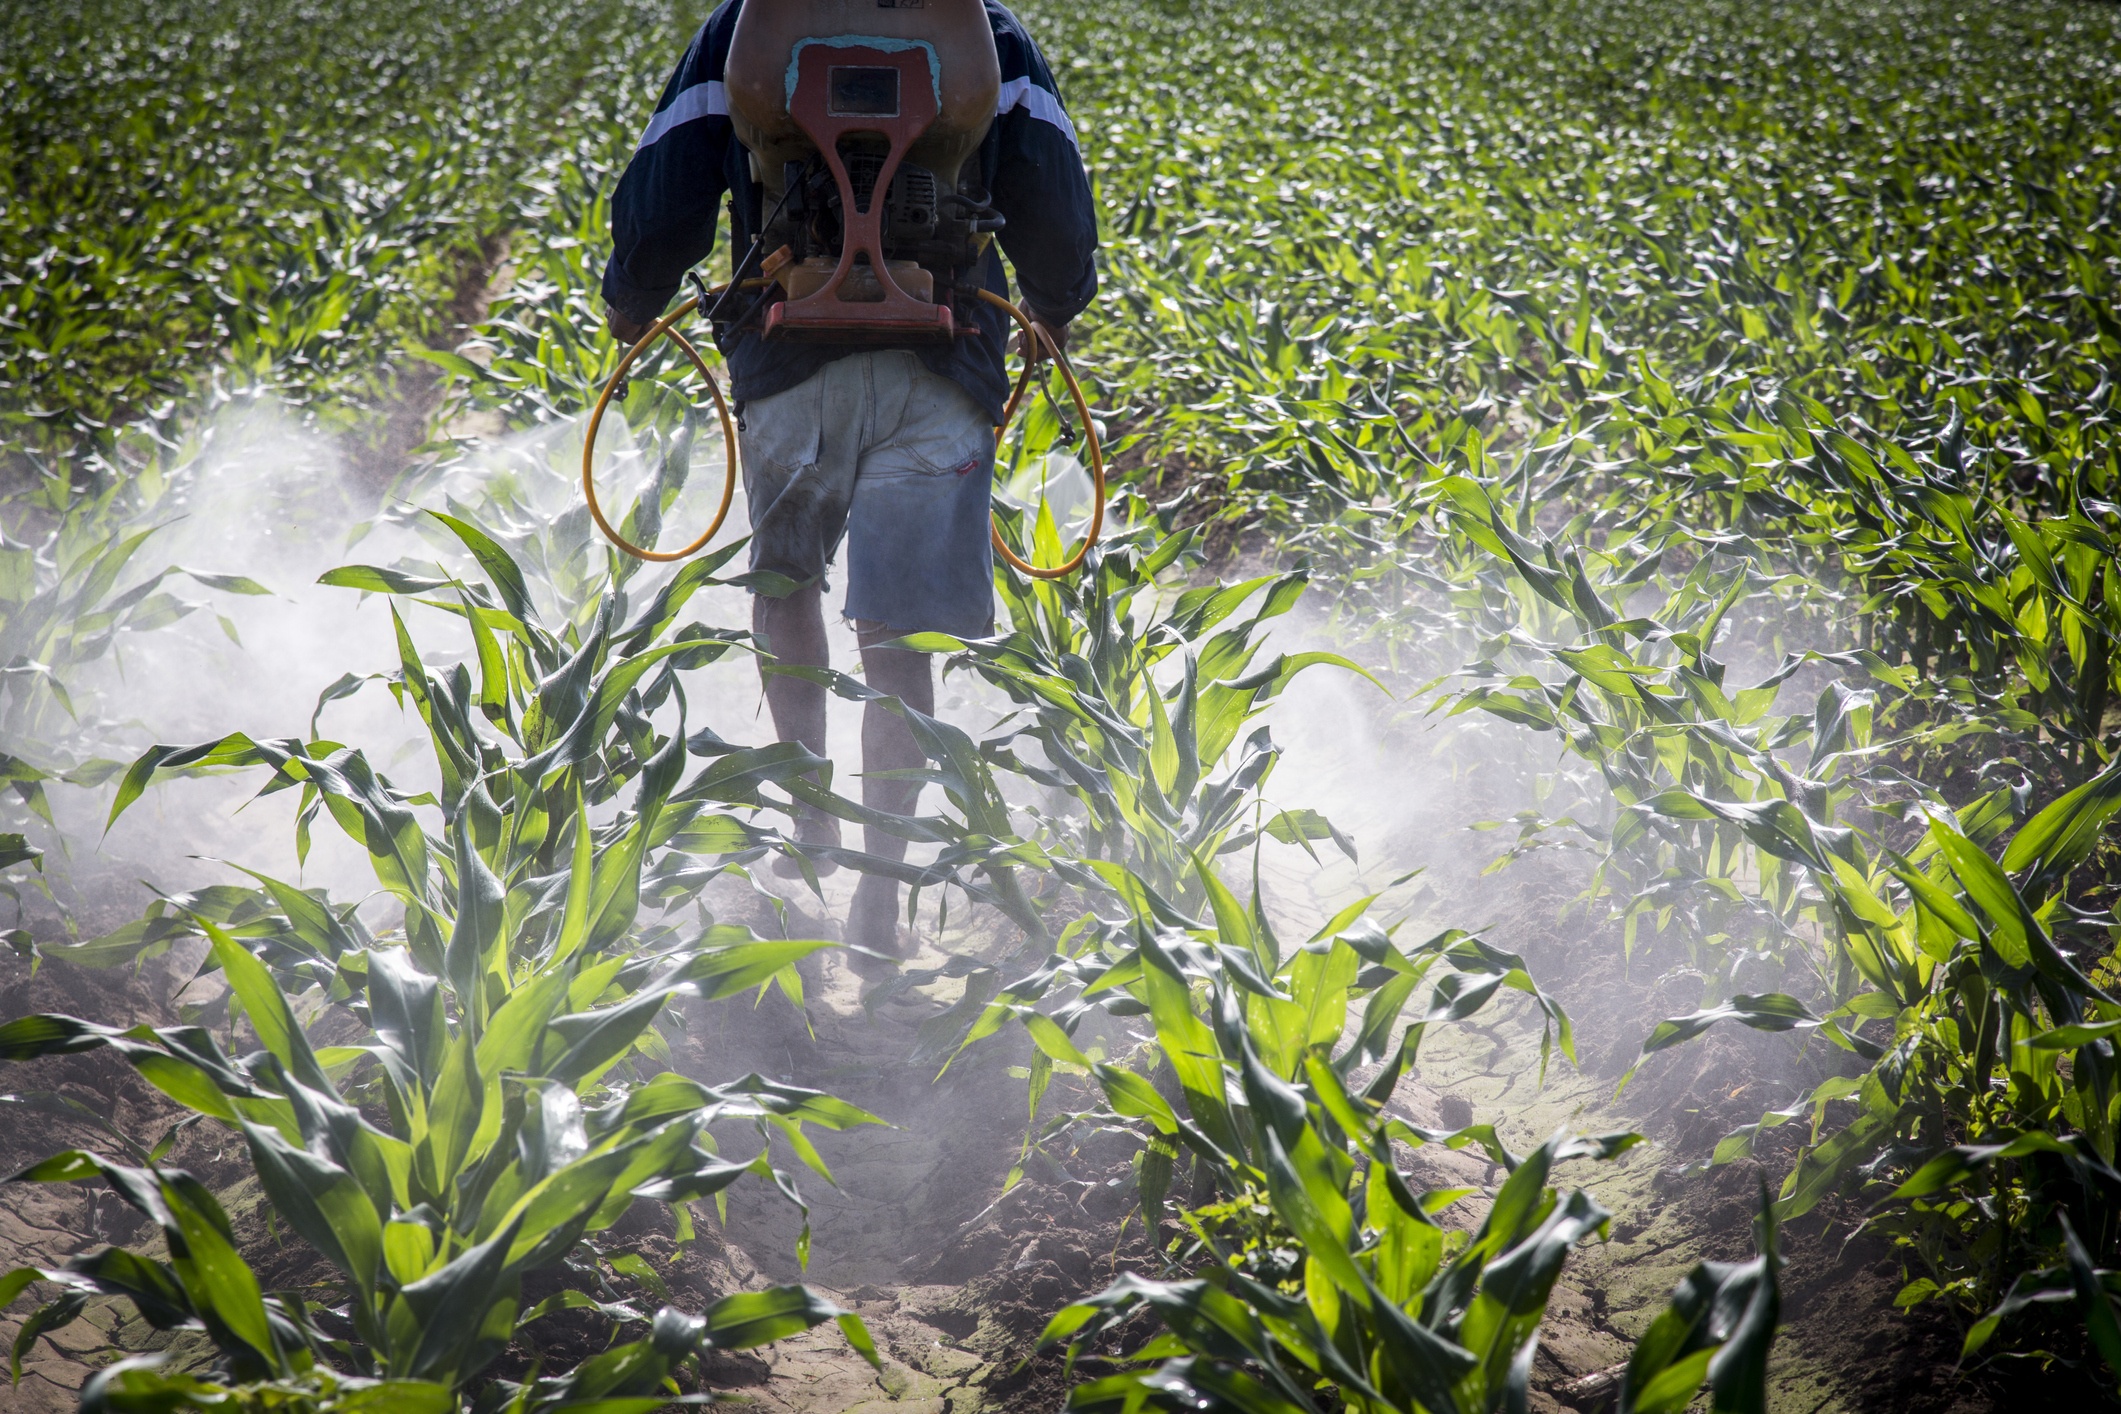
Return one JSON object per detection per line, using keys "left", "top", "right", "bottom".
{"left": 3, "top": 0, "right": 2120, "bottom": 1411}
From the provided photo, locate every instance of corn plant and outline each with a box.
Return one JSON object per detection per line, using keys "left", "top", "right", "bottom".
{"left": 1356, "top": 455, "right": 2121, "bottom": 1366}
{"left": 63, "top": 509, "right": 836, "bottom": 964}
{"left": 1040, "top": 0, "right": 2120, "bottom": 554}
{"left": 1, "top": 513, "right": 889, "bottom": 1405}
{"left": 1815, "top": 432, "right": 2120, "bottom": 759}
{"left": 1614, "top": 1190, "right": 1782, "bottom": 1414}
{"left": 1634, "top": 755, "right": 2121, "bottom": 1366}
{"left": 1378, "top": 476, "right": 1899, "bottom": 993}
{"left": 0, "top": 0, "right": 688, "bottom": 482}
{"left": 1043, "top": 1178, "right": 1782, "bottom": 1414}
{"left": 894, "top": 504, "right": 1374, "bottom": 937}
{"left": 9, "top": 0, "right": 2121, "bottom": 1399}
{"left": 951, "top": 868, "right": 1772, "bottom": 1413}
{"left": 0, "top": 923, "right": 878, "bottom": 1406}
{"left": 1403, "top": 460, "right": 2121, "bottom": 1362}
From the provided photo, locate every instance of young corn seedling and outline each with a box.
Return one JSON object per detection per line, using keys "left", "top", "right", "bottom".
{"left": 1399, "top": 466, "right": 2121, "bottom": 1369}
{"left": 0, "top": 504, "right": 273, "bottom": 917}
{"left": 1614, "top": 1187, "right": 1782, "bottom": 1414}
{"left": 1424, "top": 462, "right": 2121, "bottom": 1363}
{"left": 1651, "top": 755, "right": 2121, "bottom": 1367}
{"left": 0, "top": 926, "right": 880, "bottom": 1407}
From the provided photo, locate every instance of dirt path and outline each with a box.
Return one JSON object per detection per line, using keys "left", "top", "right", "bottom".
{"left": 670, "top": 883, "right": 1081, "bottom": 1413}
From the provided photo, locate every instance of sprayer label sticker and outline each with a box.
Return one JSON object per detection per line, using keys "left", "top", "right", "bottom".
{"left": 829, "top": 66, "right": 901, "bottom": 118}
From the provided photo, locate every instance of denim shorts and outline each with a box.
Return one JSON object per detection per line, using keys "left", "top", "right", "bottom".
{"left": 739, "top": 351, "right": 995, "bottom": 639}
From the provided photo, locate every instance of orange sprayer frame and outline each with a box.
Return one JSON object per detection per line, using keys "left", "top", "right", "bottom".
{"left": 764, "top": 43, "right": 956, "bottom": 342}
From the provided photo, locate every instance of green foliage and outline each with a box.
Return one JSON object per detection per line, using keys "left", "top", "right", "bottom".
{"left": 1618, "top": 1189, "right": 1781, "bottom": 1414}
{"left": 1, "top": 535, "right": 882, "bottom": 1407}
{"left": 992, "top": 0, "right": 2121, "bottom": 1379}
{"left": 0, "top": 494, "right": 278, "bottom": 922}
{"left": 886, "top": 504, "right": 1368, "bottom": 944}
{"left": 18, "top": 0, "right": 2119, "bottom": 1397}
{"left": 1002, "top": 905, "right": 1626, "bottom": 1414}
{"left": 980, "top": 875, "right": 1767, "bottom": 1413}
{"left": 773, "top": 502, "right": 1677, "bottom": 1408}
{"left": 1033, "top": 0, "right": 2120, "bottom": 600}
{"left": 0, "top": 958, "right": 877, "bottom": 1407}
{"left": 924, "top": 518, "right": 1666, "bottom": 1407}
{"left": 0, "top": 0, "right": 694, "bottom": 486}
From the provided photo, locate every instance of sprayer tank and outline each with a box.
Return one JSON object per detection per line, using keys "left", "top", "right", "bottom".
{"left": 726, "top": 0, "right": 1001, "bottom": 200}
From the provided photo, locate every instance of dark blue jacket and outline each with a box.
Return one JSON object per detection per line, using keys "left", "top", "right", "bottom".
{"left": 601, "top": 1, "right": 1098, "bottom": 423}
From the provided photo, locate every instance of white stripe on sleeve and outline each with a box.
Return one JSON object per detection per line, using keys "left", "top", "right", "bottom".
{"left": 995, "top": 75, "right": 1079, "bottom": 149}
{"left": 636, "top": 80, "right": 728, "bottom": 151}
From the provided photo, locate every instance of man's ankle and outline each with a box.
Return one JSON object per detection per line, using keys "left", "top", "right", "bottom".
{"left": 846, "top": 877, "right": 905, "bottom": 957}
{"left": 772, "top": 808, "right": 842, "bottom": 878}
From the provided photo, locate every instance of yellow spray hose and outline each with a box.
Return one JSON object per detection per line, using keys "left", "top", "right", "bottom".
{"left": 977, "top": 287, "right": 1106, "bottom": 580}
{"left": 581, "top": 285, "right": 747, "bottom": 563}
{"left": 580, "top": 282, "right": 1104, "bottom": 578}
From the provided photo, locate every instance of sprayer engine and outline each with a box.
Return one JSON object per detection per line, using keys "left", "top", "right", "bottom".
{"left": 724, "top": 0, "right": 1003, "bottom": 342}
{"left": 764, "top": 151, "right": 1004, "bottom": 291}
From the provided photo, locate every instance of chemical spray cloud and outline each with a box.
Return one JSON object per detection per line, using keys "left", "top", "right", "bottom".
{"left": 15, "top": 381, "right": 1661, "bottom": 1044}
{"left": 12, "top": 399, "right": 757, "bottom": 919}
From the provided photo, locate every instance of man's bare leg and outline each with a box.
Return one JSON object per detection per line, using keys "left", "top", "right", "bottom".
{"left": 846, "top": 627, "right": 933, "bottom": 957}
{"left": 754, "top": 584, "right": 840, "bottom": 873}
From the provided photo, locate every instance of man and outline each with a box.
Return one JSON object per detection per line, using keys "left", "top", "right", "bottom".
{"left": 601, "top": 1, "right": 1097, "bottom": 958}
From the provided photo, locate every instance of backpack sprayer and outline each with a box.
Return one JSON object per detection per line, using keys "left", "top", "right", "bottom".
{"left": 581, "top": 0, "right": 1105, "bottom": 579}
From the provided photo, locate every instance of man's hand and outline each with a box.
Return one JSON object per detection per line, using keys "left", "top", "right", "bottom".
{"left": 606, "top": 304, "right": 652, "bottom": 347}
{"left": 1019, "top": 309, "right": 1071, "bottom": 362}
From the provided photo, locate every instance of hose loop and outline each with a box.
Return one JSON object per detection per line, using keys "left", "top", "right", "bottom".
{"left": 976, "top": 287, "right": 1107, "bottom": 581}
{"left": 581, "top": 291, "right": 741, "bottom": 563}
{"left": 582, "top": 284, "right": 1105, "bottom": 580}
